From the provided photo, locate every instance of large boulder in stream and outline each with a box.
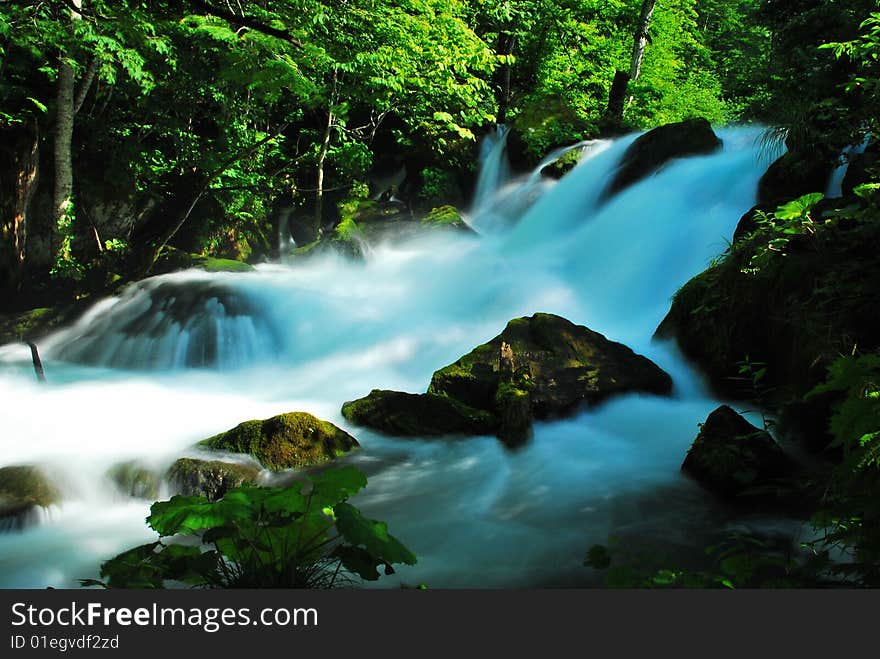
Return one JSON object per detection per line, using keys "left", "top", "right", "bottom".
{"left": 199, "top": 412, "right": 359, "bottom": 471}
{"left": 341, "top": 390, "right": 498, "bottom": 437}
{"left": 429, "top": 313, "right": 673, "bottom": 417}
{"left": 344, "top": 313, "right": 672, "bottom": 446}
{"left": 602, "top": 118, "right": 722, "bottom": 201}
{"left": 0, "top": 465, "right": 60, "bottom": 531}
{"left": 682, "top": 406, "right": 795, "bottom": 503}
{"left": 166, "top": 458, "right": 261, "bottom": 501}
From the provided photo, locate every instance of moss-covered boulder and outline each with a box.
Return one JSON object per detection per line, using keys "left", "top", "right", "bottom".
{"left": 166, "top": 458, "right": 260, "bottom": 501}
{"left": 150, "top": 247, "right": 254, "bottom": 276}
{"left": 682, "top": 406, "right": 794, "bottom": 502}
{"left": 107, "top": 461, "right": 161, "bottom": 500}
{"left": 540, "top": 147, "right": 585, "bottom": 180}
{"left": 429, "top": 313, "right": 673, "bottom": 418}
{"left": 199, "top": 412, "right": 359, "bottom": 471}
{"left": 421, "top": 205, "right": 470, "bottom": 231}
{"left": 341, "top": 390, "right": 498, "bottom": 437}
{"left": 0, "top": 465, "right": 60, "bottom": 530}
{"left": 602, "top": 118, "right": 722, "bottom": 201}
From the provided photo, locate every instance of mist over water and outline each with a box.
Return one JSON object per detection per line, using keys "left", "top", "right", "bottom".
{"left": 0, "top": 125, "right": 788, "bottom": 588}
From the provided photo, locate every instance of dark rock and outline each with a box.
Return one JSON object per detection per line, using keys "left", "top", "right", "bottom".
{"left": 107, "top": 461, "right": 161, "bottom": 500}
{"left": 199, "top": 412, "right": 359, "bottom": 471}
{"left": 540, "top": 147, "right": 585, "bottom": 180}
{"left": 429, "top": 313, "right": 673, "bottom": 418}
{"left": 757, "top": 151, "right": 834, "bottom": 207}
{"left": 682, "top": 405, "right": 794, "bottom": 502}
{"left": 603, "top": 119, "right": 722, "bottom": 201}
{"left": 494, "top": 381, "right": 533, "bottom": 447}
{"left": 166, "top": 458, "right": 260, "bottom": 501}
{"left": 341, "top": 390, "right": 498, "bottom": 437}
{"left": 0, "top": 465, "right": 60, "bottom": 531}
{"left": 733, "top": 205, "right": 766, "bottom": 243}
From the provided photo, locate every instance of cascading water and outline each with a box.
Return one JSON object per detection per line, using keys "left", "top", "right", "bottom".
{"left": 0, "top": 125, "right": 800, "bottom": 588}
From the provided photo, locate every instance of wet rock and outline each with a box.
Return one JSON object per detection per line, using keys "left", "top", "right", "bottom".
{"left": 166, "top": 458, "right": 260, "bottom": 501}
{"left": 0, "top": 465, "right": 60, "bottom": 531}
{"left": 199, "top": 412, "right": 359, "bottom": 471}
{"left": 107, "top": 461, "right": 161, "bottom": 500}
{"left": 429, "top": 313, "right": 673, "bottom": 418}
{"left": 603, "top": 118, "right": 722, "bottom": 201}
{"left": 341, "top": 390, "right": 498, "bottom": 437}
{"left": 682, "top": 406, "right": 794, "bottom": 500}
{"left": 757, "top": 151, "right": 835, "bottom": 208}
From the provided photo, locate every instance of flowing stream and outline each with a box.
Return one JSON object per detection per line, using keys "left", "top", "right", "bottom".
{"left": 0, "top": 125, "right": 799, "bottom": 588}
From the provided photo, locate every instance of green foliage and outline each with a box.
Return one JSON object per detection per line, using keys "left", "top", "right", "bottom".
{"left": 83, "top": 466, "right": 416, "bottom": 589}
{"left": 585, "top": 533, "right": 826, "bottom": 588}
{"left": 741, "top": 193, "right": 825, "bottom": 273}
{"left": 803, "top": 353, "right": 880, "bottom": 584}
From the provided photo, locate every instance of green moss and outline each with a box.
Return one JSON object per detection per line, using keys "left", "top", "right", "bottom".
{"left": 191, "top": 256, "right": 254, "bottom": 273}
{"left": 422, "top": 205, "right": 464, "bottom": 228}
{"left": 107, "top": 462, "right": 161, "bottom": 500}
{"left": 199, "top": 412, "right": 359, "bottom": 471}
{"left": 0, "top": 307, "right": 64, "bottom": 344}
{"left": 0, "top": 465, "right": 60, "bottom": 515}
{"left": 166, "top": 458, "right": 260, "bottom": 501}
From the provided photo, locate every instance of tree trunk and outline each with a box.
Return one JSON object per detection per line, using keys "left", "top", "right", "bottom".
{"left": 14, "top": 119, "right": 40, "bottom": 266}
{"left": 625, "top": 0, "right": 657, "bottom": 107}
{"left": 52, "top": 0, "right": 83, "bottom": 262}
{"left": 604, "top": 70, "right": 631, "bottom": 124}
{"left": 495, "top": 32, "right": 516, "bottom": 125}
{"left": 314, "top": 69, "right": 338, "bottom": 238}
{"left": 0, "top": 119, "right": 40, "bottom": 288}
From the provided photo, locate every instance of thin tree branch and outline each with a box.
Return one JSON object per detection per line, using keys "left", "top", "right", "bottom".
{"left": 190, "top": 0, "right": 304, "bottom": 49}
{"left": 73, "top": 55, "right": 99, "bottom": 115}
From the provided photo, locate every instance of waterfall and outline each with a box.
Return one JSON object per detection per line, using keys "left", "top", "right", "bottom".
{"left": 0, "top": 125, "right": 783, "bottom": 588}
{"left": 471, "top": 124, "right": 512, "bottom": 212}
{"left": 826, "top": 135, "right": 871, "bottom": 199}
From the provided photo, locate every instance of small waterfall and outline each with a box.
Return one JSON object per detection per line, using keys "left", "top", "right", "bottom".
{"left": 471, "top": 125, "right": 512, "bottom": 212}
{"left": 467, "top": 131, "right": 613, "bottom": 235}
{"left": 41, "top": 275, "right": 282, "bottom": 370}
{"left": 826, "top": 135, "right": 871, "bottom": 198}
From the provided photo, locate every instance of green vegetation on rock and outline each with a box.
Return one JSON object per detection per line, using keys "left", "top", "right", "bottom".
{"left": 0, "top": 465, "right": 60, "bottom": 523}
{"left": 166, "top": 458, "right": 260, "bottom": 501}
{"left": 199, "top": 412, "right": 359, "bottom": 471}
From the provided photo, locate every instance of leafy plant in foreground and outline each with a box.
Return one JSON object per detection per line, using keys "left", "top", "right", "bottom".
{"left": 82, "top": 466, "right": 416, "bottom": 588}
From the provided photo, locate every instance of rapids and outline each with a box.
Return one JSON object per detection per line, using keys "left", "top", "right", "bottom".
{"left": 0, "top": 125, "right": 802, "bottom": 588}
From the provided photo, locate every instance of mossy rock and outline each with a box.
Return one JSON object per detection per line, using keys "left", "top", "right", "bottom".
{"left": 429, "top": 313, "right": 673, "bottom": 418}
{"left": 682, "top": 406, "right": 795, "bottom": 503}
{"left": 422, "top": 205, "right": 469, "bottom": 230}
{"left": 151, "top": 247, "right": 253, "bottom": 275}
{"left": 494, "top": 381, "right": 533, "bottom": 447}
{"left": 602, "top": 118, "right": 722, "bottom": 202}
{"left": 0, "top": 465, "right": 60, "bottom": 529}
{"left": 199, "top": 412, "right": 359, "bottom": 471}
{"left": 190, "top": 256, "right": 254, "bottom": 273}
{"left": 341, "top": 390, "right": 498, "bottom": 437}
{"left": 107, "top": 461, "right": 161, "bottom": 500}
{"left": 655, "top": 202, "right": 880, "bottom": 402}
{"left": 540, "top": 148, "right": 585, "bottom": 180}
{"left": 166, "top": 458, "right": 261, "bottom": 501}
{"left": 0, "top": 306, "right": 76, "bottom": 344}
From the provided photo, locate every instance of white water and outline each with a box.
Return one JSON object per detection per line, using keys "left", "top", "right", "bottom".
{"left": 0, "top": 125, "right": 792, "bottom": 588}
